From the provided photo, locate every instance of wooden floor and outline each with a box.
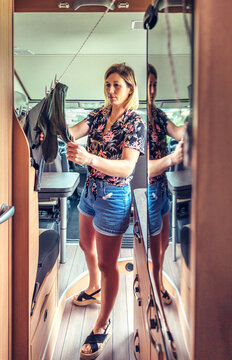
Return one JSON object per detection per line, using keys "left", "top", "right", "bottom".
{"left": 52, "top": 244, "right": 189, "bottom": 360}
{"left": 53, "top": 247, "right": 134, "bottom": 360}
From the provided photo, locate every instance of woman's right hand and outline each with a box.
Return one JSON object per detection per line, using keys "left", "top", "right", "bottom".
{"left": 170, "top": 139, "right": 184, "bottom": 165}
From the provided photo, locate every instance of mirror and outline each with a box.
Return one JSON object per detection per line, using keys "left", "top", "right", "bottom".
{"left": 147, "top": 3, "right": 192, "bottom": 358}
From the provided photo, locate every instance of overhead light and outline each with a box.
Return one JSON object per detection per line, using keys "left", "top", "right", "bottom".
{"left": 117, "top": 2, "right": 129, "bottom": 8}
{"left": 131, "top": 21, "right": 144, "bottom": 30}
{"left": 14, "top": 48, "right": 34, "bottom": 55}
{"left": 72, "top": 0, "right": 115, "bottom": 11}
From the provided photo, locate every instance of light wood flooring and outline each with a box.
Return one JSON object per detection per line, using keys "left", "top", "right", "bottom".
{"left": 52, "top": 244, "right": 189, "bottom": 360}
{"left": 53, "top": 246, "right": 133, "bottom": 360}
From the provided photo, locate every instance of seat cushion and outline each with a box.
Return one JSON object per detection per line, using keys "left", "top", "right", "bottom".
{"left": 36, "top": 229, "right": 59, "bottom": 286}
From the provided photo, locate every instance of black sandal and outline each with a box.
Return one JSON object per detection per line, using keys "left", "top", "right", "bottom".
{"left": 80, "top": 319, "right": 111, "bottom": 360}
{"left": 161, "top": 289, "right": 172, "bottom": 305}
{"left": 73, "top": 288, "right": 101, "bottom": 306}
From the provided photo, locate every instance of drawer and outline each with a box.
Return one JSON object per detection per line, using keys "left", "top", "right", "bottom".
{"left": 30, "top": 260, "right": 58, "bottom": 337}
{"left": 30, "top": 278, "right": 58, "bottom": 360}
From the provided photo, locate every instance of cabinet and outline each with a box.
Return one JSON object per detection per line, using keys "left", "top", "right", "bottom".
{"left": 13, "top": 114, "right": 59, "bottom": 359}
{"left": 133, "top": 189, "right": 167, "bottom": 360}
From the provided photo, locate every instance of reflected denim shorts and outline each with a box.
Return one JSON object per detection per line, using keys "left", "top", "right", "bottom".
{"left": 78, "top": 179, "right": 131, "bottom": 236}
{"left": 148, "top": 181, "right": 170, "bottom": 236}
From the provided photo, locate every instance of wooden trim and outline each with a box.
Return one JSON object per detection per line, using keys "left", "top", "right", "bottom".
{"left": 191, "top": 1, "right": 232, "bottom": 359}
{"left": 14, "top": 0, "right": 151, "bottom": 12}
{"left": 14, "top": 70, "right": 31, "bottom": 100}
{"left": 0, "top": 0, "right": 13, "bottom": 358}
{"left": 12, "top": 113, "right": 39, "bottom": 359}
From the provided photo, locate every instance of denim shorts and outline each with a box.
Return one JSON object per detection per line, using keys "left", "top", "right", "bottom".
{"left": 148, "top": 181, "right": 170, "bottom": 236}
{"left": 78, "top": 179, "right": 132, "bottom": 236}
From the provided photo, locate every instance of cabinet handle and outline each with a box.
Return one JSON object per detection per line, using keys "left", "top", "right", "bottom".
{"left": 134, "top": 220, "right": 141, "bottom": 243}
{"left": 133, "top": 274, "right": 142, "bottom": 306}
{"left": 145, "top": 295, "right": 163, "bottom": 359}
{"left": 134, "top": 329, "right": 140, "bottom": 360}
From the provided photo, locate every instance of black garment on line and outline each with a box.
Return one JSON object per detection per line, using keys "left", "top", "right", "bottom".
{"left": 38, "top": 82, "right": 72, "bottom": 164}
{"left": 23, "top": 99, "right": 46, "bottom": 191}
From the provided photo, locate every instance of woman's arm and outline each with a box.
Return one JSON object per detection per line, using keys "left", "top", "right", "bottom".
{"left": 66, "top": 142, "right": 140, "bottom": 178}
{"left": 68, "top": 119, "right": 90, "bottom": 140}
{"left": 167, "top": 120, "right": 185, "bottom": 141}
{"left": 148, "top": 140, "right": 184, "bottom": 178}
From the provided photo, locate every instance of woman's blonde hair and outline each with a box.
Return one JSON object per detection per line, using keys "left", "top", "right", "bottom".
{"left": 104, "top": 63, "right": 139, "bottom": 110}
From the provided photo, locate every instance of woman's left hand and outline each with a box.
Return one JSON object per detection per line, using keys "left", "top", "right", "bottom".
{"left": 66, "top": 141, "right": 92, "bottom": 165}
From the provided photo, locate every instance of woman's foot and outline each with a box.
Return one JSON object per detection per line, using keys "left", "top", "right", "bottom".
{"left": 80, "top": 320, "right": 111, "bottom": 359}
{"left": 161, "top": 289, "right": 172, "bottom": 305}
{"left": 73, "top": 287, "right": 101, "bottom": 306}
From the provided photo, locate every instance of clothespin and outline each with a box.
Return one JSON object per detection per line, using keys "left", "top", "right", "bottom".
{"left": 45, "top": 85, "right": 48, "bottom": 98}
{"left": 50, "top": 80, "right": 53, "bottom": 92}
{"left": 54, "top": 73, "right": 58, "bottom": 87}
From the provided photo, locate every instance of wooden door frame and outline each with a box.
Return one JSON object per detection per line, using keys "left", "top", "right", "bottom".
{"left": 191, "top": 0, "right": 232, "bottom": 359}
{"left": 0, "top": 0, "right": 13, "bottom": 359}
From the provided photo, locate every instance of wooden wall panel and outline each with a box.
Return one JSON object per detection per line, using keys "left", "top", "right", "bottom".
{"left": 0, "top": 0, "right": 13, "bottom": 359}
{"left": 191, "top": 0, "right": 232, "bottom": 359}
{"left": 13, "top": 114, "right": 39, "bottom": 359}
{"left": 14, "top": 0, "right": 152, "bottom": 12}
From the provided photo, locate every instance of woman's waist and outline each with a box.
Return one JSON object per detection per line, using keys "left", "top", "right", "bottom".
{"left": 86, "top": 175, "right": 131, "bottom": 188}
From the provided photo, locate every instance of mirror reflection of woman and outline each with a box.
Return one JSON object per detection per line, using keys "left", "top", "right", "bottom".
{"left": 67, "top": 63, "right": 145, "bottom": 360}
{"left": 147, "top": 63, "right": 185, "bottom": 318}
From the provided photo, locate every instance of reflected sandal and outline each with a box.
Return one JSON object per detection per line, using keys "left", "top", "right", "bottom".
{"left": 73, "top": 288, "right": 101, "bottom": 306}
{"left": 161, "top": 290, "right": 172, "bottom": 305}
{"left": 80, "top": 319, "right": 111, "bottom": 360}
{"left": 167, "top": 330, "right": 177, "bottom": 359}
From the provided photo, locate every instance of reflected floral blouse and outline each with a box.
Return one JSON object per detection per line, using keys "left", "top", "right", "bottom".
{"left": 148, "top": 106, "right": 169, "bottom": 186}
{"left": 85, "top": 106, "right": 145, "bottom": 192}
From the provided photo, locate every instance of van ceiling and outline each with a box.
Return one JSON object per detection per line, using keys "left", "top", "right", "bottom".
{"left": 14, "top": 4, "right": 191, "bottom": 102}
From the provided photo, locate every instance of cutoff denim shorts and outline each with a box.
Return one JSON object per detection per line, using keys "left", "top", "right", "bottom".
{"left": 78, "top": 179, "right": 132, "bottom": 236}
{"left": 148, "top": 180, "right": 170, "bottom": 236}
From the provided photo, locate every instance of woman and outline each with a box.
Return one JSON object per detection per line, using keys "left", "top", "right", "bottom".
{"left": 147, "top": 63, "right": 185, "bottom": 307}
{"left": 67, "top": 63, "right": 145, "bottom": 359}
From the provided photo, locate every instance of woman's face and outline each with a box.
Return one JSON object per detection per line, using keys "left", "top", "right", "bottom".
{"left": 105, "top": 72, "right": 132, "bottom": 108}
{"left": 148, "top": 73, "right": 157, "bottom": 105}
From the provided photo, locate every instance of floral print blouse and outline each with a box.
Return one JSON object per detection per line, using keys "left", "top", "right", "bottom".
{"left": 85, "top": 106, "right": 145, "bottom": 192}
{"left": 148, "top": 106, "right": 169, "bottom": 187}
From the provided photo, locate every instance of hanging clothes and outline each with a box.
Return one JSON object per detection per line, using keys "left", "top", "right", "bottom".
{"left": 37, "top": 82, "right": 72, "bottom": 164}
{"left": 23, "top": 99, "right": 46, "bottom": 191}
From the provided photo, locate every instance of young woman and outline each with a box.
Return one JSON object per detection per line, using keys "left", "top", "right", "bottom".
{"left": 66, "top": 63, "right": 145, "bottom": 359}
{"left": 147, "top": 63, "right": 185, "bottom": 307}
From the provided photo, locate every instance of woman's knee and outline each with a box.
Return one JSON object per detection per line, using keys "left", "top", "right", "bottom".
{"left": 98, "top": 260, "right": 118, "bottom": 275}
{"left": 79, "top": 239, "right": 95, "bottom": 254}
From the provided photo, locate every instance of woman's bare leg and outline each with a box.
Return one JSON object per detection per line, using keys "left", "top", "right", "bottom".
{"left": 159, "top": 213, "right": 170, "bottom": 292}
{"left": 150, "top": 225, "right": 169, "bottom": 329}
{"left": 78, "top": 212, "right": 101, "bottom": 294}
{"left": 150, "top": 233, "right": 163, "bottom": 308}
{"left": 81, "top": 232, "right": 123, "bottom": 354}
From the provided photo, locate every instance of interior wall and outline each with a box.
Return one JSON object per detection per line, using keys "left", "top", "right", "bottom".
{"left": 14, "top": 54, "right": 190, "bottom": 100}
